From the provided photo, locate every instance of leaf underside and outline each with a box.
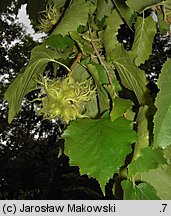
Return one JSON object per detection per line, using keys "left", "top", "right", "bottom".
{"left": 142, "top": 164, "right": 171, "bottom": 199}
{"left": 132, "top": 16, "right": 156, "bottom": 66}
{"left": 111, "top": 45, "right": 149, "bottom": 105}
{"left": 128, "top": 147, "right": 167, "bottom": 177}
{"left": 153, "top": 59, "right": 171, "bottom": 148}
{"left": 126, "top": 0, "right": 163, "bottom": 12}
{"left": 52, "top": 0, "right": 90, "bottom": 36}
{"left": 135, "top": 146, "right": 171, "bottom": 199}
{"left": 4, "top": 44, "right": 70, "bottom": 123}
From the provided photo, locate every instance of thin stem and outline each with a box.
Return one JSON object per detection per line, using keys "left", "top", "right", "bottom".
{"left": 89, "top": 28, "right": 113, "bottom": 85}
{"left": 51, "top": 59, "right": 71, "bottom": 73}
{"left": 70, "top": 53, "right": 82, "bottom": 74}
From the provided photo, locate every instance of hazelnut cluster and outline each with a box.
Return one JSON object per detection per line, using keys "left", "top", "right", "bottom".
{"left": 37, "top": 4, "right": 60, "bottom": 33}
{"left": 36, "top": 76, "right": 96, "bottom": 123}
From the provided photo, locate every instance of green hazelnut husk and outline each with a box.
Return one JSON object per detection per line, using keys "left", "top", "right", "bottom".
{"left": 35, "top": 76, "right": 96, "bottom": 123}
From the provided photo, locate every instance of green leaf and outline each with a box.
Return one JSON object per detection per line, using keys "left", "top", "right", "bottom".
{"left": 72, "top": 63, "right": 99, "bottom": 118}
{"left": 164, "top": 0, "right": 171, "bottom": 9}
{"left": 84, "top": 96, "right": 99, "bottom": 118}
{"left": 51, "top": 0, "right": 67, "bottom": 8}
{"left": 43, "top": 35, "right": 74, "bottom": 51}
{"left": 104, "top": 62, "right": 122, "bottom": 93}
{"left": 4, "top": 45, "right": 70, "bottom": 123}
{"left": 111, "top": 45, "right": 149, "bottom": 105}
{"left": 142, "top": 164, "right": 171, "bottom": 199}
{"left": 86, "top": 64, "right": 109, "bottom": 113}
{"left": 164, "top": 145, "right": 171, "bottom": 161}
{"left": 110, "top": 97, "right": 133, "bottom": 121}
{"left": 96, "top": 0, "right": 114, "bottom": 20}
{"left": 92, "top": 63, "right": 109, "bottom": 84}
{"left": 122, "top": 180, "right": 160, "bottom": 200}
{"left": 113, "top": 0, "right": 136, "bottom": 28}
{"left": 153, "top": 59, "right": 171, "bottom": 148}
{"left": 128, "top": 147, "right": 167, "bottom": 177}
{"left": 100, "top": 9, "right": 123, "bottom": 56}
{"left": 72, "top": 63, "right": 90, "bottom": 82}
{"left": 70, "top": 31, "right": 92, "bottom": 55}
{"left": 126, "top": 0, "right": 164, "bottom": 12}
{"left": 62, "top": 117, "right": 137, "bottom": 193}
{"left": 133, "top": 106, "right": 150, "bottom": 160}
{"left": 134, "top": 146, "right": 171, "bottom": 200}
{"left": 157, "top": 10, "right": 170, "bottom": 34}
{"left": 52, "top": 0, "right": 91, "bottom": 36}
{"left": 132, "top": 16, "right": 156, "bottom": 66}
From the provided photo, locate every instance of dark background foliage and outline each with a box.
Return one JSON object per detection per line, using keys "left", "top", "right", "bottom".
{"left": 0, "top": 12, "right": 105, "bottom": 200}
{"left": 0, "top": 2, "right": 171, "bottom": 199}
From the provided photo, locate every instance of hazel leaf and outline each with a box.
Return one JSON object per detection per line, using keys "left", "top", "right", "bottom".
{"left": 4, "top": 45, "right": 70, "bottom": 123}
{"left": 122, "top": 180, "right": 160, "bottom": 200}
{"left": 62, "top": 116, "right": 137, "bottom": 194}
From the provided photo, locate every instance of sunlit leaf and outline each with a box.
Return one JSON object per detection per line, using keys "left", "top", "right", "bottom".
{"left": 62, "top": 116, "right": 137, "bottom": 193}
{"left": 154, "top": 59, "right": 171, "bottom": 148}
{"left": 122, "top": 180, "right": 160, "bottom": 200}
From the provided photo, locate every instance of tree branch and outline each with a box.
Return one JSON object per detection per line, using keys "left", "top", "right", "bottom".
{"left": 89, "top": 28, "right": 112, "bottom": 85}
